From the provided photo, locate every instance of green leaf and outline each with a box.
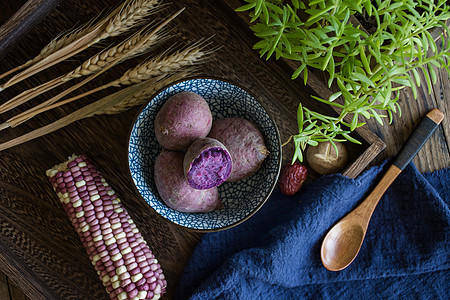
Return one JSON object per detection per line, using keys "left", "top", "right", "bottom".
{"left": 311, "top": 95, "right": 344, "bottom": 108}
{"left": 292, "top": 63, "right": 306, "bottom": 80}
{"left": 329, "top": 91, "right": 342, "bottom": 102}
{"left": 408, "top": 75, "right": 418, "bottom": 99}
{"left": 350, "top": 113, "right": 358, "bottom": 131}
{"left": 307, "top": 139, "right": 319, "bottom": 146}
{"left": 337, "top": 77, "right": 354, "bottom": 105}
{"left": 292, "top": 140, "right": 303, "bottom": 163}
{"left": 411, "top": 68, "right": 421, "bottom": 87}
{"left": 297, "top": 103, "right": 304, "bottom": 133}
{"left": 352, "top": 72, "right": 375, "bottom": 87}
{"left": 391, "top": 77, "right": 411, "bottom": 86}
{"left": 322, "top": 49, "right": 333, "bottom": 71}
{"left": 342, "top": 133, "right": 362, "bottom": 144}
{"left": 359, "top": 46, "right": 372, "bottom": 74}
{"left": 235, "top": 2, "right": 256, "bottom": 12}
{"left": 266, "top": 3, "right": 283, "bottom": 14}
{"left": 369, "top": 108, "right": 385, "bottom": 125}
{"left": 428, "top": 64, "right": 437, "bottom": 84}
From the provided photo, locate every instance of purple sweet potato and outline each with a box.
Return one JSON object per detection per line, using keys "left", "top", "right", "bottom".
{"left": 208, "top": 117, "right": 269, "bottom": 181}
{"left": 183, "top": 137, "right": 232, "bottom": 190}
{"left": 154, "top": 91, "right": 212, "bottom": 150}
{"left": 154, "top": 150, "right": 221, "bottom": 213}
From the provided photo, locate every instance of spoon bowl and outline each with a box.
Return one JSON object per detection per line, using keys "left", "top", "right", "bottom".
{"left": 321, "top": 220, "right": 365, "bottom": 271}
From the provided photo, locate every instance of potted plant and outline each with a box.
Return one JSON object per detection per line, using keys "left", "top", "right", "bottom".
{"left": 237, "top": 0, "right": 450, "bottom": 162}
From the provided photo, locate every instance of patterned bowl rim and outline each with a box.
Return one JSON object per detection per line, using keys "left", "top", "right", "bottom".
{"left": 126, "top": 76, "right": 282, "bottom": 232}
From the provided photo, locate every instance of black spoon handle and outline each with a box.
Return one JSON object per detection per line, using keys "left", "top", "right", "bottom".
{"left": 393, "top": 109, "right": 444, "bottom": 170}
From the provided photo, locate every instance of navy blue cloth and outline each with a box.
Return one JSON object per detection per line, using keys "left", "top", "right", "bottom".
{"left": 175, "top": 162, "right": 450, "bottom": 299}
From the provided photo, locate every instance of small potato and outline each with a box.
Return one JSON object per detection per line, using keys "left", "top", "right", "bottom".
{"left": 154, "top": 91, "right": 212, "bottom": 150}
{"left": 154, "top": 151, "right": 222, "bottom": 213}
{"left": 183, "top": 137, "right": 232, "bottom": 190}
{"left": 208, "top": 117, "right": 269, "bottom": 181}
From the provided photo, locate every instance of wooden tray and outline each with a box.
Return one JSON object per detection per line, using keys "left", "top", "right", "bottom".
{"left": 0, "top": 1, "right": 385, "bottom": 299}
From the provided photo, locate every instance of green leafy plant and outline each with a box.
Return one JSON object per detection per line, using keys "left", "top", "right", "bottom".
{"left": 237, "top": 0, "right": 450, "bottom": 163}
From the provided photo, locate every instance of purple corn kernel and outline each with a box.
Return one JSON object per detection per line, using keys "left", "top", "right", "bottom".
{"left": 125, "top": 283, "right": 136, "bottom": 293}
{"left": 89, "top": 189, "right": 99, "bottom": 196}
{"left": 85, "top": 212, "right": 96, "bottom": 221}
{"left": 127, "top": 289, "right": 138, "bottom": 299}
{"left": 118, "top": 242, "right": 129, "bottom": 251}
{"left": 129, "top": 267, "right": 140, "bottom": 276}
{"left": 64, "top": 176, "right": 74, "bottom": 183}
{"left": 119, "top": 272, "right": 130, "bottom": 281}
{"left": 100, "top": 222, "right": 111, "bottom": 230}
{"left": 101, "top": 254, "right": 111, "bottom": 263}
{"left": 103, "top": 227, "right": 113, "bottom": 236}
{"left": 104, "top": 260, "right": 113, "bottom": 268}
{"left": 113, "top": 258, "right": 125, "bottom": 268}
{"left": 124, "top": 258, "right": 135, "bottom": 266}
{"left": 93, "top": 199, "right": 103, "bottom": 207}
{"left": 140, "top": 265, "right": 151, "bottom": 275}
{"left": 94, "top": 240, "right": 105, "bottom": 248}
{"left": 103, "top": 232, "right": 113, "bottom": 241}
{"left": 137, "top": 283, "right": 149, "bottom": 291}
{"left": 116, "top": 237, "right": 127, "bottom": 245}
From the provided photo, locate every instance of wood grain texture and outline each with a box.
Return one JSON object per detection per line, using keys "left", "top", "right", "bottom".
{"left": 0, "top": 0, "right": 63, "bottom": 59}
{"left": 0, "top": 271, "right": 10, "bottom": 299}
{"left": 0, "top": 1, "right": 448, "bottom": 300}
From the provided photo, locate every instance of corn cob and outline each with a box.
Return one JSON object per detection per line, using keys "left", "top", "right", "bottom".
{"left": 46, "top": 154, "right": 166, "bottom": 300}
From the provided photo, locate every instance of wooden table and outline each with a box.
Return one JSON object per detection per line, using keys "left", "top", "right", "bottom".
{"left": 0, "top": 1, "right": 448, "bottom": 299}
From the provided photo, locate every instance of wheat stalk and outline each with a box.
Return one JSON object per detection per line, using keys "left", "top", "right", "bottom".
{"left": 0, "top": 9, "right": 184, "bottom": 131}
{"left": 0, "top": 26, "right": 93, "bottom": 81}
{"left": 0, "top": 22, "right": 169, "bottom": 115}
{"left": 2, "top": 41, "right": 207, "bottom": 129}
{"left": 0, "top": 0, "right": 160, "bottom": 91}
{"left": 0, "top": 72, "right": 192, "bottom": 152}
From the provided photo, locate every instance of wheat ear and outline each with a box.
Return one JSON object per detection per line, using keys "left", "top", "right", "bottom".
{"left": 0, "top": 26, "right": 93, "bottom": 81}
{"left": 0, "top": 24, "right": 167, "bottom": 115}
{"left": 0, "top": 0, "right": 160, "bottom": 91}
{"left": 44, "top": 43, "right": 207, "bottom": 108}
{"left": 0, "top": 10, "right": 184, "bottom": 130}
{"left": 6, "top": 44, "right": 206, "bottom": 127}
{"left": 0, "top": 73, "right": 190, "bottom": 152}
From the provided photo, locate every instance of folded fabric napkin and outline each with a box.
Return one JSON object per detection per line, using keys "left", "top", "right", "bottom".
{"left": 175, "top": 161, "right": 450, "bottom": 299}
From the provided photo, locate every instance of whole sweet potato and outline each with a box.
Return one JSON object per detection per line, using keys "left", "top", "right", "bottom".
{"left": 208, "top": 117, "right": 269, "bottom": 181}
{"left": 154, "top": 91, "right": 212, "bottom": 150}
{"left": 154, "top": 150, "right": 221, "bottom": 213}
{"left": 183, "top": 137, "right": 232, "bottom": 190}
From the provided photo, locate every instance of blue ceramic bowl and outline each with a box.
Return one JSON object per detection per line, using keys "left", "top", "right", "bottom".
{"left": 128, "top": 78, "right": 282, "bottom": 231}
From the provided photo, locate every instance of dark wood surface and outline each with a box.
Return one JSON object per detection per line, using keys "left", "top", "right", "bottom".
{"left": 0, "top": 1, "right": 448, "bottom": 300}
{"left": 0, "top": 0, "right": 63, "bottom": 59}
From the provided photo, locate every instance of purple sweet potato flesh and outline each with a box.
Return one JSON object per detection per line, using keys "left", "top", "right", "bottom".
{"left": 154, "top": 91, "right": 212, "bottom": 150}
{"left": 208, "top": 117, "right": 269, "bottom": 181}
{"left": 154, "top": 151, "right": 221, "bottom": 213}
{"left": 183, "top": 137, "right": 232, "bottom": 190}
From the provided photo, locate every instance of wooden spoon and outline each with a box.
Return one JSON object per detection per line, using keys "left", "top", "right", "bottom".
{"left": 321, "top": 108, "right": 445, "bottom": 271}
